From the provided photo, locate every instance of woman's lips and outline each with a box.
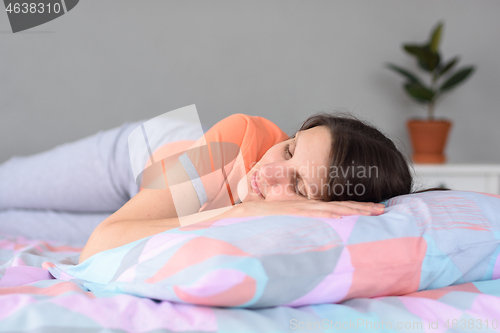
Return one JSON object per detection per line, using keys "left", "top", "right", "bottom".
{"left": 251, "top": 171, "right": 264, "bottom": 198}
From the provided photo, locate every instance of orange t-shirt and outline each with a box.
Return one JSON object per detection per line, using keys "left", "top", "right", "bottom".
{"left": 140, "top": 114, "right": 289, "bottom": 211}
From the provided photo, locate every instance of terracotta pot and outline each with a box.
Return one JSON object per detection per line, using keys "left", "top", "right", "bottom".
{"left": 407, "top": 119, "right": 452, "bottom": 164}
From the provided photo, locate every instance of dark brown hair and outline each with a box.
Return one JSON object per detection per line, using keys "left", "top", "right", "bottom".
{"left": 299, "top": 112, "right": 413, "bottom": 203}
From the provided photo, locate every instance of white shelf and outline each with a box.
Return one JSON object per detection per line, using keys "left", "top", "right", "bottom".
{"left": 411, "top": 164, "right": 500, "bottom": 194}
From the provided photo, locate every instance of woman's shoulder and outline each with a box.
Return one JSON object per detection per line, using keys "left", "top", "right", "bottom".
{"left": 218, "top": 113, "right": 272, "bottom": 126}
{"left": 215, "top": 114, "right": 288, "bottom": 141}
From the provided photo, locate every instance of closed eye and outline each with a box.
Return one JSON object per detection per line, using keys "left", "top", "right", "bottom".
{"left": 283, "top": 143, "right": 292, "bottom": 159}
{"left": 283, "top": 143, "right": 306, "bottom": 198}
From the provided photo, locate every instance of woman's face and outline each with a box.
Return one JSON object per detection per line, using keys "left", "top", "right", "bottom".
{"left": 238, "top": 125, "right": 332, "bottom": 202}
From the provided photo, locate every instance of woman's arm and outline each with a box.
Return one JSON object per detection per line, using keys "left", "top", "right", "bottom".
{"left": 79, "top": 203, "right": 240, "bottom": 263}
{"left": 78, "top": 164, "right": 198, "bottom": 263}
{"left": 78, "top": 198, "right": 384, "bottom": 264}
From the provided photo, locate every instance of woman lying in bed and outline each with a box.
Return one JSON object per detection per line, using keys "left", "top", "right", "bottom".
{"left": 78, "top": 113, "right": 412, "bottom": 263}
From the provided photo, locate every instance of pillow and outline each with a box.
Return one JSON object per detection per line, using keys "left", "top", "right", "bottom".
{"left": 45, "top": 191, "right": 500, "bottom": 308}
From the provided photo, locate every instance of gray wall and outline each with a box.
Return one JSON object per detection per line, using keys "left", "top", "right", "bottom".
{"left": 1, "top": 0, "right": 499, "bottom": 163}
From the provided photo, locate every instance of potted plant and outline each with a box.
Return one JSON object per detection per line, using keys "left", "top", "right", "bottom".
{"left": 386, "top": 21, "right": 475, "bottom": 164}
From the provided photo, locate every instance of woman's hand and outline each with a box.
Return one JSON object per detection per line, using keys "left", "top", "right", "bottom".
{"left": 238, "top": 200, "right": 385, "bottom": 219}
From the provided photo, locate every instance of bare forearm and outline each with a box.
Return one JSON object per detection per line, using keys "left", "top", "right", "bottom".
{"left": 79, "top": 205, "right": 244, "bottom": 264}
{"left": 79, "top": 217, "right": 178, "bottom": 263}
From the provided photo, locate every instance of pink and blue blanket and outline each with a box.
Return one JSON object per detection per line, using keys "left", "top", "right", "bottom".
{"left": 1, "top": 190, "right": 500, "bottom": 332}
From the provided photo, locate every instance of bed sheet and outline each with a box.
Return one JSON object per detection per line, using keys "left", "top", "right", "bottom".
{"left": 1, "top": 233, "right": 499, "bottom": 333}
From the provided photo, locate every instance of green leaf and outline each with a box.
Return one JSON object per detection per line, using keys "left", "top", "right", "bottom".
{"left": 403, "top": 44, "right": 440, "bottom": 72}
{"left": 439, "top": 66, "right": 475, "bottom": 92}
{"left": 429, "top": 22, "right": 443, "bottom": 53}
{"left": 386, "top": 63, "right": 423, "bottom": 85}
{"left": 404, "top": 82, "right": 436, "bottom": 103}
{"left": 403, "top": 44, "right": 426, "bottom": 57}
{"left": 437, "top": 57, "right": 459, "bottom": 79}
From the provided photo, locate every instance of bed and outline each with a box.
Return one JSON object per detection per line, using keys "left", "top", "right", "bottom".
{"left": 1, "top": 190, "right": 500, "bottom": 332}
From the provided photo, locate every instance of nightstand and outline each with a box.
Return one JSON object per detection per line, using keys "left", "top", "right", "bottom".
{"left": 411, "top": 164, "right": 500, "bottom": 195}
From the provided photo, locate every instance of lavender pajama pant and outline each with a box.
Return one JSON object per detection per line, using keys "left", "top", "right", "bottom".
{"left": 0, "top": 119, "right": 202, "bottom": 246}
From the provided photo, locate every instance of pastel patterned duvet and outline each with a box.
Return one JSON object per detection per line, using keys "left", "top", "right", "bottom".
{"left": 2, "top": 190, "right": 500, "bottom": 332}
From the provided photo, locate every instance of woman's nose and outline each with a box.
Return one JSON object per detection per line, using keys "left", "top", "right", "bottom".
{"left": 260, "top": 163, "right": 287, "bottom": 186}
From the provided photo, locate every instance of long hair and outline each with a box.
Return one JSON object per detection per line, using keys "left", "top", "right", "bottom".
{"left": 299, "top": 113, "right": 413, "bottom": 202}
